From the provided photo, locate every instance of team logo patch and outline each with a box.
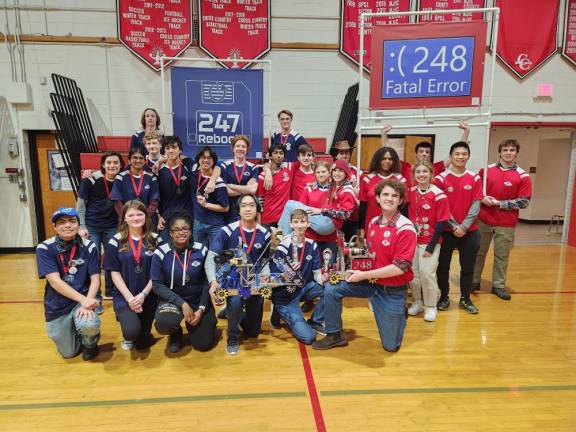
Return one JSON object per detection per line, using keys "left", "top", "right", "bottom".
{"left": 145, "top": 250, "right": 154, "bottom": 256}
{"left": 191, "top": 261, "right": 201, "bottom": 267}
{"left": 370, "top": 230, "right": 375, "bottom": 237}
{"left": 447, "top": 186, "right": 454, "bottom": 192}
{"left": 282, "top": 172, "right": 290, "bottom": 182}
{"left": 181, "top": 176, "right": 188, "bottom": 181}
{"left": 73, "top": 258, "right": 85, "bottom": 266}
{"left": 254, "top": 243, "right": 262, "bottom": 249}
{"left": 504, "top": 181, "right": 512, "bottom": 187}
{"left": 464, "top": 185, "right": 472, "bottom": 190}
{"left": 422, "top": 217, "right": 429, "bottom": 223}
{"left": 286, "top": 143, "right": 291, "bottom": 151}
{"left": 423, "top": 204, "right": 431, "bottom": 210}
{"left": 144, "top": 184, "right": 151, "bottom": 190}
{"left": 306, "top": 255, "right": 312, "bottom": 261}
{"left": 382, "top": 240, "right": 390, "bottom": 247}
{"left": 383, "top": 231, "right": 391, "bottom": 238}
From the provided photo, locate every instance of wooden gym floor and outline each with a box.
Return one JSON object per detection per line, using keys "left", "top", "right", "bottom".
{"left": 0, "top": 245, "right": 575, "bottom": 431}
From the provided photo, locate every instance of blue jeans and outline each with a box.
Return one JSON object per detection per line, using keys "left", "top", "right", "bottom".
{"left": 87, "top": 225, "right": 117, "bottom": 297}
{"left": 226, "top": 295, "right": 263, "bottom": 340}
{"left": 274, "top": 281, "right": 324, "bottom": 344}
{"left": 324, "top": 281, "right": 408, "bottom": 352}
{"left": 193, "top": 220, "right": 221, "bottom": 248}
{"left": 45, "top": 304, "right": 101, "bottom": 358}
{"left": 278, "top": 200, "right": 335, "bottom": 236}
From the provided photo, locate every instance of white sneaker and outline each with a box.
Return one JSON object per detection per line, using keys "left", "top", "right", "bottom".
{"left": 121, "top": 340, "right": 134, "bottom": 351}
{"left": 408, "top": 300, "right": 424, "bottom": 316}
{"left": 368, "top": 300, "right": 373, "bottom": 312}
{"left": 424, "top": 307, "right": 437, "bottom": 322}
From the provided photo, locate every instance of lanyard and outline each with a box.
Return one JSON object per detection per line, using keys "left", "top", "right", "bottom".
{"left": 103, "top": 178, "right": 112, "bottom": 198}
{"left": 167, "top": 162, "right": 182, "bottom": 188}
{"left": 233, "top": 162, "right": 247, "bottom": 184}
{"left": 196, "top": 174, "right": 210, "bottom": 193}
{"left": 293, "top": 241, "right": 306, "bottom": 267}
{"left": 239, "top": 223, "right": 257, "bottom": 254}
{"left": 280, "top": 133, "right": 289, "bottom": 145}
{"left": 174, "top": 249, "right": 191, "bottom": 284}
{"left": 129, "top": 172, "right": 144, "bottom": 197}
{"left": 59, "top": 244, "right": 77, "bottom": 273}
{"left": 128, "top": 236, "right": 143, "bottom": 267}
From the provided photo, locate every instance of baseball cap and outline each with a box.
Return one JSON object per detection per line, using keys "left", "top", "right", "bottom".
{"left": 51, "top": 207, "right": 79, "bottom": 223}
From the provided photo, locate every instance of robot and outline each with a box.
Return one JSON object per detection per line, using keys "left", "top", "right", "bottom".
{"left": 322, "top": 231, "right": 375, "bottom": 285}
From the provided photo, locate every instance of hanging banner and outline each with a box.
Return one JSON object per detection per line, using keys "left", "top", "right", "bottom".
{"left": 171, "top": 67, "right": 264, "bottom": 160}
{"left": 199, "top": 0, "right": 271, "bottom": 69}
{"left": 417, "top": 0, "right": 485, "bottom": 23}
{"left": 117, "top": 0, "right": 193, "bottom": 72}
{"left": 495, "top": 0, "right": 559, "bottom": 79}
{"left": 562, "top": 0, "right": 576, "bottom": 67}
{"left": 340, "top": 0, "right": 410, "bottom": 72}
{"left": 370, "top": 21, "right": 487, "bottom": 109}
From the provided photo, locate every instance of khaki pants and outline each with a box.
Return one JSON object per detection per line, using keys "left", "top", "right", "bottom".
{"left": 473, "top": 220, "right": 516, "bottom": 289}
{"left": 412, "top": 244, "right": 441, "bottom": 307}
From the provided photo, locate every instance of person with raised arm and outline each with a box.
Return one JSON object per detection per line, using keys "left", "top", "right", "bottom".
{"left": 271, "top": 109, "right": 308, "bottom": 163}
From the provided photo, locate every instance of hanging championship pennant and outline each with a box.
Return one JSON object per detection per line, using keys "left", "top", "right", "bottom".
{"left": 199, "top": 0, "right": 271, "bottom": 69}
{"left": 417, "top": 0, "right": 486, "bottom": 23}
{"left": 117, "top": 0, "right": 193, "bottom": 71}
{"left": 562, "top": 0, "right": 576, "bottom": 67}
{"left": 340, "top": 0, "right": 410, "bottom": 72}
{"left": 495, "top": 0, "right": 559, "bottom": 79}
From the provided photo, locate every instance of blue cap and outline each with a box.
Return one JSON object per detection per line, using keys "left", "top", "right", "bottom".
{"left": 51, "top": 207, "right": 79, "bottom": 223}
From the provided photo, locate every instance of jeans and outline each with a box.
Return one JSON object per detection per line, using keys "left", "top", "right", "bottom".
{"left": 193, "top": 220, "right": 222, "bottom": 248}
{"left": 87, "top": 225, "right": 117, "bottom": 297}
{"left": 226, "top": 294, "right": 263, "bottom": 340}
{"left": 45, "top": 304, "right": 101, "bottom": 358}
{"left": 278, "top": 200, "right": 335, "bottom": 236}
{"left": 437, "top": 230, "right": 480, "bottom": 302}
{"left": 412, "top": 244, "right": 441, "bottom": 307}
{"left": 324, "top": 281, "right": 408, "bottom": 352}
{"left": 473, "top": 221, "right": 516, "bottom": 289}
{"left": 274, "top": 281, "right": 325, "bottom": 344}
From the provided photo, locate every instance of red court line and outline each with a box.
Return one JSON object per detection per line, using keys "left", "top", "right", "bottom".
{"left": 298, "top": 342, "right": 326, "bottom": 432}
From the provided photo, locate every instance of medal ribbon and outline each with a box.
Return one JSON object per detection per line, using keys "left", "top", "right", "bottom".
{"left": 103, "top": 178, "right": 113, "bottom": 199}
{"left": 233, "top": 162, "right": 247, "bottom": 184}
{"left": 129, "top": 236, "right": 143, "bottom": 267}
{"left": 294, "top": 241, "right": 306, "bottom": 268}
{"left": 59, "top": 244, "right": 77, "bottom": 274}
{"left": 175, "top": 249, "right": 192, "bottom": 281}
{"left": 129, "top": 172, "right": 144, "bottom": 197}
{"left": 239, "top": 223, "right": 257, "bottom": 254}
{"left": 196, "top": 174, "right": 210, "bottom": 194}
{"left": 168, "top": 162, "right": 182, "bottom": 188}
{"left": 280, "top": 132, "right": 290, "bottom": 146}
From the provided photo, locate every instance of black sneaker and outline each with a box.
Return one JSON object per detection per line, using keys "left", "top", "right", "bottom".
{"left": 311, "top": 331, "right": 348, "bottom": 350}
{"left": 301, "top": 300, "right": 315, "bottom": 313}
{"left": 307, "top": 320, "right": 326, "bottom": 336}
{"left": 269, "top": 303, "right": 281, "bottom": 329}
{"left": 437, "top": 297, "right": 450, "bottom": 311}
{"left": 491, "top": 287, "right": 511, "bottom": 300}
{"left": 217, "top": 307, "right": 228, "bottom": 320}
{"left": 82, "top": 344, "right": 99, "bottom": 361}
{"left": 459, "top": 298, "right": 479, "bottom": 314}
{"left": 226, "top": 336, "right": 240, "bottom": 356}
{"left": 167, "top": 328, "right": 183, "bottom": 353}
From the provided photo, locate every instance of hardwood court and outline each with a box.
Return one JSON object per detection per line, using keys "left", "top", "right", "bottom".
{"left": 0, "top": 245, "right": 575, "bottom": 431}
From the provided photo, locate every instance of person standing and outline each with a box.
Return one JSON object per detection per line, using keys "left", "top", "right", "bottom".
{"left": 131, "top": 108, "right": 161, "bottom": 150}
{"left": 271, "top": 109, "right": 308, "bottom": 163}
{"left": 473, "top": 139, "right": 532, "bottom": 300}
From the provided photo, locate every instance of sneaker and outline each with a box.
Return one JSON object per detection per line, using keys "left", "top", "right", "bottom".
{"left": 307, "top": 320, "right": 326, "bottom": 336}
{"left": 167, "top": 328, "right": 183, "bottom": 353}
{"left": 226, "top": 336, "right": 240, "bottom": 356}
{"left": 368, "top": 300, "right": 373, "bottom": 311}
{"left": 459, "top": 298, "right": 479, "bottom": 314}
{"left": 121, "top": 339, "right": 134, "bottom": 351}
{"left": 301, "top": 300, "right": 315, "bottom": 313}
{"left": 311, "top": 331, "right": 348, "bottom": 350}
{"left": 269, "top": 303, "right": 281, "bottom": 329}
{"left": 217, "top": 307, "right": 228, "bottom": 320}
{"left": 437, "top": 297, "right": 450, "bottom": 311}
{"left": 82, "top": 344, "right": 99, "bottom": 361}
{"left": 423, "top": 307, "right": 438, "bottom": 322}
{"left": 471, "top": 282, "right": 480, "bottom": 292}
{"left": 407, "top": 300, "right": 424, "bottom": 316}
{"left": 95, "top": 303, "right": 104, "bottom": 315}
{"left": 491, "top": 287, "right": 511, "bottom": 300}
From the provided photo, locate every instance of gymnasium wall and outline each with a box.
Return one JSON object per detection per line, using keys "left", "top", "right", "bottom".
{"left": 1, "top": 0, "right": 576, "bottom": 247}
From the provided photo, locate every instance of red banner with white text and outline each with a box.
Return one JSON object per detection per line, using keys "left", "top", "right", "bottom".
{"left": 562, "top": 0, "right": 576, "bottom": 67}
{"left": 199, "top": 0, "right": 271, "bottom": 69}
{"left": 340, "top": 0, "right": 410, "bottom": 72}
{"left": 495, "top": 0, "right": 559, "bottom": 79}
{"left": 417, "top": 0, "right": 485, "bottom": 23}
{"left": 117, "top": 0, "right": 193, "bottom": 72}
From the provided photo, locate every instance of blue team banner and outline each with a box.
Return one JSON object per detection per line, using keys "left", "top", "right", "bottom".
{"left": 171, "top": 67, "right": 264, "bottom": 159}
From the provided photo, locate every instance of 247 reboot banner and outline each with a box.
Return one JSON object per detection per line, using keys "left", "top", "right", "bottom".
{"left": 171, "top": 67, "right": 264, "bottom": 160}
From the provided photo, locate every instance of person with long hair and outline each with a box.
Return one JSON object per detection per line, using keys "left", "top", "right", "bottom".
{"left": 131, "top": 108, "right": 161, "bottom": 150}
{"left": 406, "top": 161, "right": 450, "bottom": 322}
{"left": 106, "top": 200, "right": 160, "bottom": 350}
{"left": 151, "top": 209, "right": 218, "bottom": 354}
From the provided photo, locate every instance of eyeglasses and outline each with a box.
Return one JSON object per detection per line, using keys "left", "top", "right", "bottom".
{"left": 240, "top": 203, "right": 257, "bottom": 209}
{"left": 279, "top": 117, "right": 291, "bottom": 121}
{"left": 170, "top": 227, "right": 191, "bottom": 234}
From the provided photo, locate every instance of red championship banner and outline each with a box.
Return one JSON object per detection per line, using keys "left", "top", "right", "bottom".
{"left": 199, "top": 0, "right": 271, "bottom": 69}
{"left": 562, "top": 0, "right": 576, "bottom": 67}
{"left": 117, "top": 0, "right": 193, "bottom": 72}
{"left": 340, "top": 0, "right": 410, "bottom": 72}
{"left": 495, "top": 0, "right": 559, "bottom": 79}
{"left": 417, "top": 0, "right": 485, "bottom": 23}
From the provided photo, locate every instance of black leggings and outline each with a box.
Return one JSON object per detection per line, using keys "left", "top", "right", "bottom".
{"left": 437, "top": 230, "right": 480, "bottom": 301}
{"left": 116, "top": 303, "right": 156, "bottom": 348}
{"left": 154, "top": 302, "right": 218, "bottom": 352}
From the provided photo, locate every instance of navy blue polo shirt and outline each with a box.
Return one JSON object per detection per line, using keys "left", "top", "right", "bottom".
{"left": 78, "top": 171, "right": 117, "bottom": 229}
{"left": 151, "top": 242, "right": 208, "bottom": 306}
{"left": 219, "top": 160, "right": 259, "bottom": 222}
{"left": 36, "top": 236, "right": 101, "bottom": 322}
{"left": 191, "top": 172, "right": 229, "bottom": 225}
{"left": 105, "top": 232, "right": 161, "bottom": 312}
{"left": 270, "top": 237, "right": 321, "bottom": 304}
{"left": 111, "top": 170, "right": 159, "bottom": 206}
{"left": 157, "top": 162, "right": 194, "bottom": 217}
{"left": 271, "top": 131, "right": 308, "bottom": 162}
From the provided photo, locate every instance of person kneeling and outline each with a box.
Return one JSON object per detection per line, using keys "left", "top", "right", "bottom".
{"left": 312, "top": 179, "right": 416, "bottom": 352}
{"left": 36, "top": 208, "right": 102, "bottom": 360}
{"left": 270, "top": 209, "right": 325, "bottom": 344}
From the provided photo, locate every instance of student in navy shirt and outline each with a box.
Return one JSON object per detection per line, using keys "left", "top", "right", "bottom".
{"left": 111, "top": 146, "right": 159, "bottom": 219}
{"left": 219, "top": 135, "right": 259, "bottom": 223}
{"left": 36, "top": 208, "right": 101, "bottom": 361}
{"left": 271, "top": 109, "right": 308, "bottom": 162}
{"left": 269, "top": 209, "right": 325, "bottom": 344}
{"left": 77, "top": 151, "right": 124, "bottom": 299}
{"left": 106, "top": 200, "right": 161, "bottom": 351}
{"left": 191, "top": 146, "right": 229, "bottom": 247}
{"left": 143, "top": 131, "right": 163, "bottom": 173}
{"left": 206, "top": 193, "right": 271, "bottom": 356}
{"left": 131, "top": 107, "right": 161, "bottom": 151}
{"left": 151, "top": 209, "right": 218, "bottom": 354}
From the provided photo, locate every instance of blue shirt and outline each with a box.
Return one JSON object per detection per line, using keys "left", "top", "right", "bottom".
{"left": 157, "top": 162, "right": 194, "bottom": 217}
{"left": 36, "top": 236, "right": 100, "bottom": 321}
{"left": 78, "top": 171, "right": 117, "bottom": 229}
{"left": 219, "top": 160, "right": 259, "bottom": 222}
{"left": 151, "top": 242, "right": 209, "bottom": 307}
{"left": 105, "top": 232, "right": 161, "bottom": 312}
{"left": 271, "top": 131, "right": 307, "bottom": 162}
{"left": 191, "top": 172, "right": 229, "bottom": 225}
{"left": 111, "top": 170, "right": 159, "bottom": 205}
{"left": 270, "top": 237, "right": 321, "bottom": 304}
